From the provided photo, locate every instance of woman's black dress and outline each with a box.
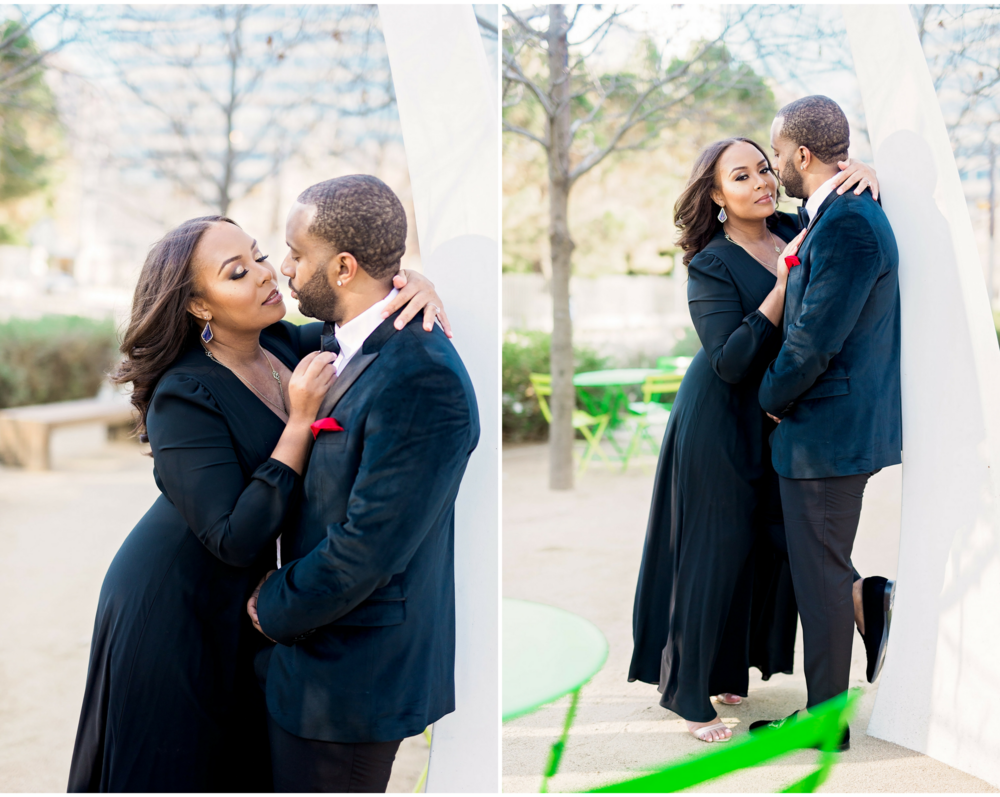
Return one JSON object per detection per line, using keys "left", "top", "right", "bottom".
{"left": 629, "top": 213, "right": 801, "bottom": 724}
{"left": 68, "top": 320, "right": 321, "bottom": 792}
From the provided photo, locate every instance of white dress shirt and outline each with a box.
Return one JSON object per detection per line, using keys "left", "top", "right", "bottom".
{"left": 332, "top": 287, "right": 399, "bottom": 376}
{"left": 804, "top": 173, "right": 842, "bottom": 222}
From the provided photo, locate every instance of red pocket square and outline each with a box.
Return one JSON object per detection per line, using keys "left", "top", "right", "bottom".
{"left": 310, "top": 417, "right": 344, "bottom": 439}
{"left": 785, "top": 255, "right": 801, "bottom": 268}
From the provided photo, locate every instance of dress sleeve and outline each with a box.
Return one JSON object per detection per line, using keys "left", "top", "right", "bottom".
{"left": 687, "top": 251, "right": 777, "bottom": 385}
{"left": 146, "top": 373, "right": 299, "bottom": 567}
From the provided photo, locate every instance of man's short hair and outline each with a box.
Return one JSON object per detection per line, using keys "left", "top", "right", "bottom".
{"left": 297, "top": 175, "right": 407, "bottom": 281}
{"left": 775, "top": 95, "right": 850, "bottom": 165}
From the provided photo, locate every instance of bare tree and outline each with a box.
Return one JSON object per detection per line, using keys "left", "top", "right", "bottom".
{"left": 0, "top": 5, "right": 78, "bottom": 112}
{"left": 913, "top": 5, "right": 1000, "bottom": 300}
{"left": 737, "top": 4, "right": 1000, "bottom": 298}
{"left": 503, "top": 4, "right": 769, "bottom": 489}
{"left": 86, "top": 5, "right": 394, "bottom": 216}
{"left": 0, "top": 6, "right": 82, "bottom": 237}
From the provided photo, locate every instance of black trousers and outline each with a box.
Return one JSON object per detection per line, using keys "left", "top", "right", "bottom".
{"left": 267, "top": 714, "right": 402, "bottom": 793}
{"left": 779, "top": 472, "right": 872, "bottom": 709}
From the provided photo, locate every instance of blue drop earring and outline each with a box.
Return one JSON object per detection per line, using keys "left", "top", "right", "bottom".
{"left": 718, "top": 206, "right": 727, "bottom": 223}
{"left": 201, "top": 320, "right": 213, "bottom": 343}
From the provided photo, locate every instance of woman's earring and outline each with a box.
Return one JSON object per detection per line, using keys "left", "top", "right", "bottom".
{"left": 337, "top": 280, "right": 343, "bottom": 286}
{"left": 717, "top": 206, "right": 727, "bottom": 223}
{"left": 201, "top": 320, "right": 213, "bottom": 343}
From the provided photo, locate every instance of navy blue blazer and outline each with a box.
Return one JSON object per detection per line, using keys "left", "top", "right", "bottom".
{"left": 759, "top": 189, "right": 902, "bottom": 479}
{"left": 255, "top": 313, "right": 479, "bottom": 744}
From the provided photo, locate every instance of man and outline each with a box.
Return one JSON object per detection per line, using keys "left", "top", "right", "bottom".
{"left": 752, "top": 96, "right": 900, "bottom": 749}
{"left": 247, "top": 174, "right": 479, "bottom": 791}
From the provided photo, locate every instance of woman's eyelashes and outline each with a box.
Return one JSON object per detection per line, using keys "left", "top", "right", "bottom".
{"left": 735, "top": 167, "right": 772, "bottom": 182}
{"left": 230, "top": 253, "right": 268, "bottom": 279}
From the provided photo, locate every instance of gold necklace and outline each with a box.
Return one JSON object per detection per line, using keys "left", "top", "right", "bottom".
{"left": 723, "top": 227, "right": 782, "bottom": 269}
{"left": 202, "top": 342, "right": 288, "bottom": 416}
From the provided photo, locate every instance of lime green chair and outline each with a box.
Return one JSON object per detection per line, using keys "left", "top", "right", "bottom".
{"left": 590, "top": 689, "right": 861, "bottom": 793}
{"left": 530, "top": 373, "right": 613, "bottom": 473}
{"left": 639, "top": 373, "right": 684, "bottom": 406}
{"left": 621, "top": 373, "right": 685, "bottom": 471}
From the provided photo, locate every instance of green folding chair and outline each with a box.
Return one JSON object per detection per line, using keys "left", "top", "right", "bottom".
{"left": 591, "top": 689, "right": 861, "bottom": 793}
{"left": 530, "top": 373, "right": 613, "bottom": 474}
{"left": 621, "top": 373, "right": 685, "bottom": 471}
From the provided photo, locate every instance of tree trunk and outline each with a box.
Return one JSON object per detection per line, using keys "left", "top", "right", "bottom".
{"left": 547, "top": 4, "right": 575, "bottom": 490}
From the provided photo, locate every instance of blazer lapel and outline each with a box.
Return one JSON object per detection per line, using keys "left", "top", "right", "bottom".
{"left": 784, "top": 191, "right": 842, "bottom": 334}
{"left": 316, "top": 351, "right": 378, "bottom": 419}
{"left": 804, "top": 190, "right": 839, "bottom": 235}
{"left": 314, "top": 310, "right": 405, "bottom": 420}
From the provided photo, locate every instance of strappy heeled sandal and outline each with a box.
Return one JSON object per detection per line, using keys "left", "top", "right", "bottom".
{"left": 689, "top": 721, "right": 733, "bottom": 742}
{"left": 715, "top": 693, "right": 743, "bottom": 705}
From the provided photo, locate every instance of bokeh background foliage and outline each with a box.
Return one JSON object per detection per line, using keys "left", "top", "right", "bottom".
{"left": 502, "top": 331, "right": 608, "bottom": 443}
{"left": 0, "top": 316, "right": 118, "bottom": 409}
{"left": 0, "top": 18, "right": 63, "bottom": 244}
{"left": 502, "top": 28, "right": 777, "bottom": 279}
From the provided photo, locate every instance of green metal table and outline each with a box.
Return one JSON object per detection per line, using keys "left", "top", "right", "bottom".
{"left": 573, "top": 368, "right": 662, "bottom": 429}
{"left": 503, "top": 598, "right": 609, "bottom": 791}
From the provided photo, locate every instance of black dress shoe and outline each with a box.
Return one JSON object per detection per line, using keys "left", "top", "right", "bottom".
{"left": 749, "top": 712, "right": 850, "bottom": 752}
{"left": 749, "top": 711, "right": 799, "bottom": 734}
{"left": 860, "top": 577, "right": 895, "bottom": 683}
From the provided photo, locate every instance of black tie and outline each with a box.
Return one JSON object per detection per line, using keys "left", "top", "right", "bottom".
{"left": 320, "top": 323, "right": 340, "bottom": 355}
{"left": 797, "top": 206, "right": 810, "bottom": 230}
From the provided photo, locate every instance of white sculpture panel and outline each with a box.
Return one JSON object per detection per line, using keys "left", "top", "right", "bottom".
{"left": 844, "top": 5, "right": 1000, "bottom": 787}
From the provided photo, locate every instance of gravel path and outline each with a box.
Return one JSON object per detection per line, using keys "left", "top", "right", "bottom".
{"left": 502, "top": 442, "right": 997, "bottom": 793}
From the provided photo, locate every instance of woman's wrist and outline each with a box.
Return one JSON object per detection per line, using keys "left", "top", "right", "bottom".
{"left": 285, "top": 413, "right": 315, "bottom": 433}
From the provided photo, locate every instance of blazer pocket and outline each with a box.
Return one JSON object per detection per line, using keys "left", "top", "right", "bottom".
{"left": 328, "top": 597, "right": 406, "bottom": 627}
{"left": 313, "top": 429, "right": 349, "bottom": 451}
{"left": 800, "top": 375, "right": 851, "bottom": 401}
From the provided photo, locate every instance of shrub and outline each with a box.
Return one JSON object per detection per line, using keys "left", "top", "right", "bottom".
{"left": 0, "top": 315, "right": 119, "bottom": 409}
{"left": 502, "top": 330, "right": 609, "bottom": 443}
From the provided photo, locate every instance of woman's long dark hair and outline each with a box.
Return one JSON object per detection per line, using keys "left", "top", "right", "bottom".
{"left": 113, "top": 216, "right": 237, "bottom": 439}
{"left": 674, "top": 137, "right": 778, "bottom": 266}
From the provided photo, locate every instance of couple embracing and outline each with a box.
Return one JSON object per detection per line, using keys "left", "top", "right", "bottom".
{"left": 68, "top": 175, "right": 479, "bottom": 792}
{"left": 631, "top": 96, "right": 901, "bottom": 749}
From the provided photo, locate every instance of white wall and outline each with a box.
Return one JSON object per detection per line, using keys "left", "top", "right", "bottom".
{"left": 503, "top": 268, "right": 694, "bottom": 358}
{"left": 380, "top": 5, "right": 499, "bottom": 792}
{"left": 844, "top": 5, "right": 1000, "bottom": 787}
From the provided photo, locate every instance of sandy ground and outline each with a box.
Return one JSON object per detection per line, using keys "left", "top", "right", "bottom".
{"left": 502, "top": 441, "right": 998, "bottom": 793}
{"left": 0, "top": 428, "right": 427, "bottom": 792}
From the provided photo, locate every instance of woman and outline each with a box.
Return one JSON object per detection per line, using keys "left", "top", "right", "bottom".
{"left": 68, "top": 216, "right": 447, "bottom": 791}
{"left": 629, "top": 139, "right": 879, "bottom": 742}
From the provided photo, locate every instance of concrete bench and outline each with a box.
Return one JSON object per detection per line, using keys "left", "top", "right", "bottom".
{"left": 0, "top": 397, "right": 137, "bottom": 471}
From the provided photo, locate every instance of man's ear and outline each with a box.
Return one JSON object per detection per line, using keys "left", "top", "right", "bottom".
{"left": 330, "top": 252, "right": 360, "bottom": 287}
{"left": 797, "top": 146, "right": 812, "bottom": 171}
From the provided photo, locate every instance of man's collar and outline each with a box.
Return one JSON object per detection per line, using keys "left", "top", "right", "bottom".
{"left": 804, "top": 173, "right": 842, "bottom": 219}
{"left": 334, "top": 287, "right": 398, "bottom": 362}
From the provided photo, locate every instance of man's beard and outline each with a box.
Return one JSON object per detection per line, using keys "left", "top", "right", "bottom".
{"left": 780, "top": 159, "right": 807, "bottom": 200}
{"left": 295, "top": 265, "right": 342, "bottom": 323}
